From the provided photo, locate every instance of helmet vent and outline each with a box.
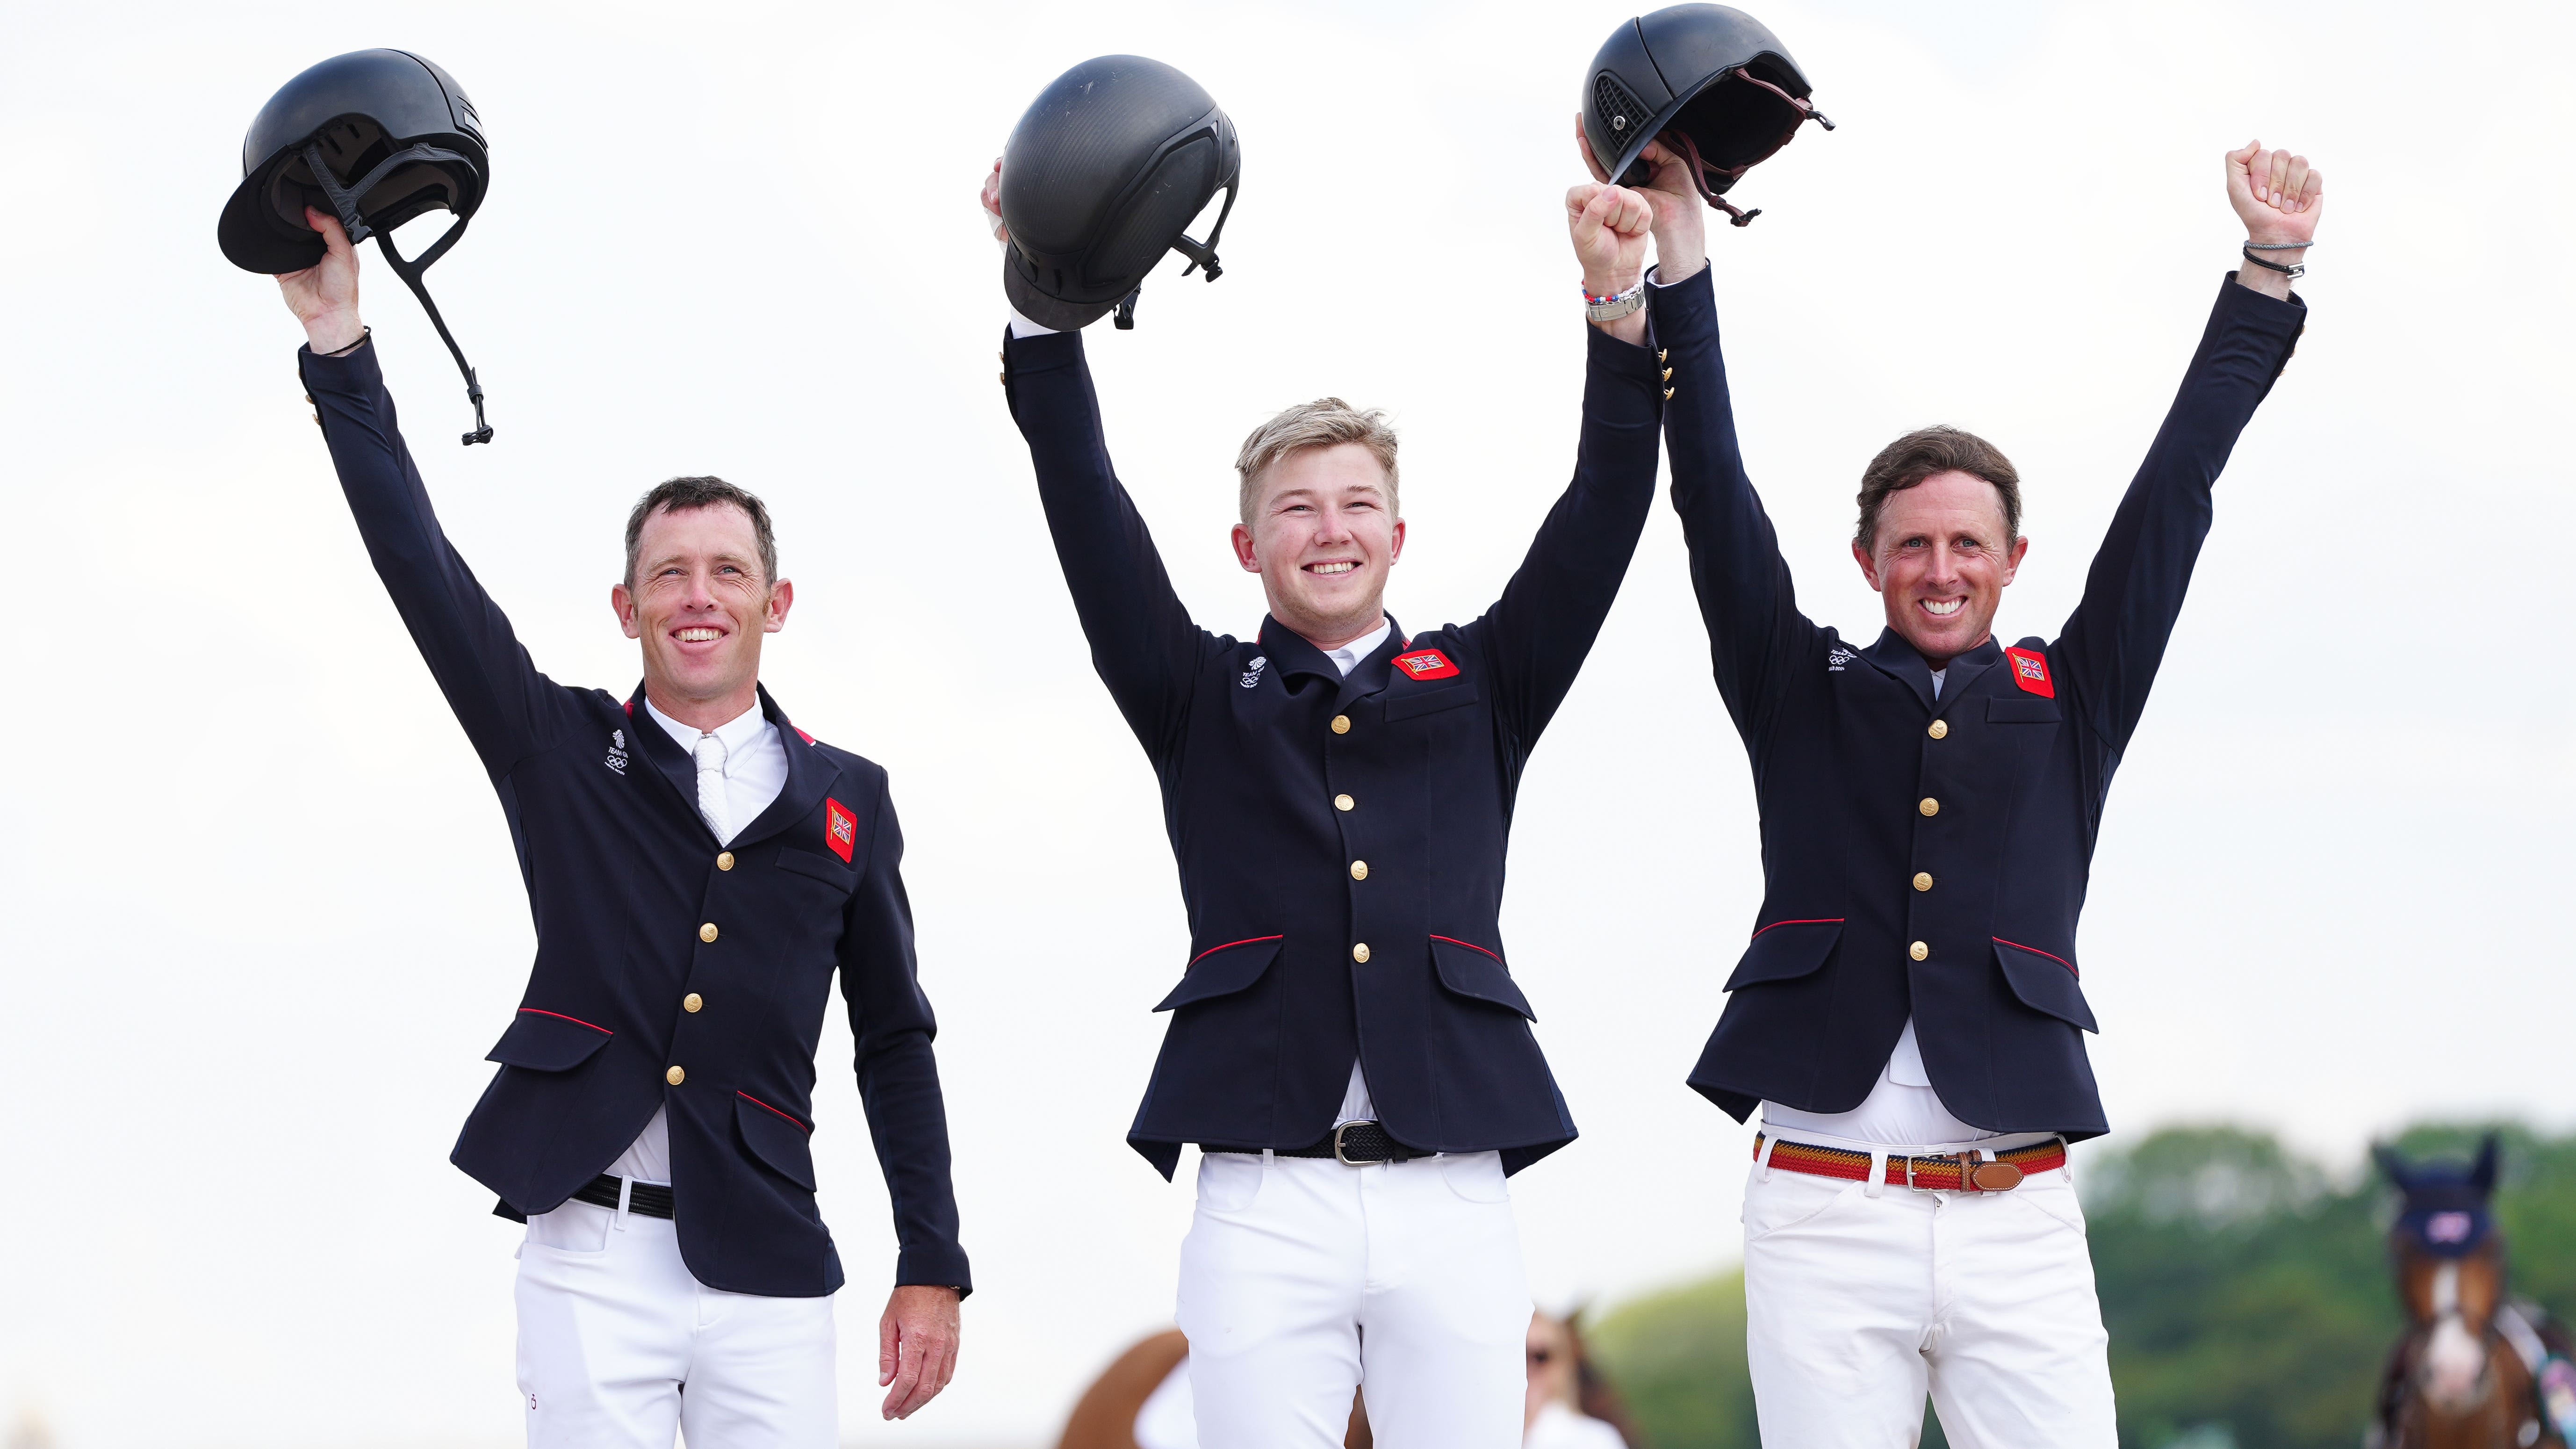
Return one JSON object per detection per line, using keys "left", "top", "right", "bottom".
{"left": 1594, "top": 74, "right": 1649, "bottom": 143}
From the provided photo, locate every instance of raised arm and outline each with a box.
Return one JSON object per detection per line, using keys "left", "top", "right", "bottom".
{"left": 1602, "top": 127, "right": 1822, "bottom": 743}
{"left": 986, "top": 168, "right": 1206, "bottom": 761}
{"left": 2054, "top": 143, "right": 2317, "bottom": 752}
{"left": 835, "top": 772, "right": 969, "bottom": 1420}
{"left": 1467, "top": 177, "right": 1667, "bottom": 751}
{"left": 282, "top": 211, "right": 560, "bottom": 775}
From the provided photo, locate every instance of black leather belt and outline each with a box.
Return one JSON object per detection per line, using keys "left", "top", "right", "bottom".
{"left": 1208, "top": 1120, "right": 1426, "bottom": 1166}
{"left": 568, "top": 1173, "right": 675, "bottom": 1219}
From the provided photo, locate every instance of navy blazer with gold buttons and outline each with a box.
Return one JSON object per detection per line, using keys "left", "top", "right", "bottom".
{"left": 299, "top": 339, "right": 967, "bottom": 1299}
{"left": 1653, "top": 266, "right": 2307, "bottom": 1138}
{"left": 1001, "top": 318, "right": 1667, "bottom": 1177}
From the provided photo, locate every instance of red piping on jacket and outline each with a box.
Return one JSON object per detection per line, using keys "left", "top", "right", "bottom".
{"left": 1190, "top": 934, "right": 1285, "bottom": 965}
{"left": 1429, "top": 934, "right": 1502, "bottom": 962}
{"left": 1993, "top": 937, "right": 2079, "bottom": 977}
{"left": 1750, "top": 917, "right": 1845, "bottom": 939}
{"left": 737, "top": 1090, "right": 810, "bottom": 1133}
{"left": 518, "top": 1007, "right": 612, "bottom": 1035}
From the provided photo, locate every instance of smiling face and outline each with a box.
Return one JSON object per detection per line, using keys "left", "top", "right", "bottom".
{"left": 1852, "top": 470, "right": 2028, "bottom": 667}
{"left": 611, "top": 501, "right": 792, "bottom": 726}
{"left": 1231, "top": 442, "right": 1405, "bottom": 650}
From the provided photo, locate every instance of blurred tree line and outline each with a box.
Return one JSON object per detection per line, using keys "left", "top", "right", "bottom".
{"left": 1585, "top": 1122, "right": 2576, "bottom": 1449}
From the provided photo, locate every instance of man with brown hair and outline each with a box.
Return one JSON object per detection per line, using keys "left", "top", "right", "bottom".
{"left": 1642, "top": 141, "right": 2325, "bottom": 1444}
{"left": 985, "top": 154, "right": 1677, "bottom": 1446}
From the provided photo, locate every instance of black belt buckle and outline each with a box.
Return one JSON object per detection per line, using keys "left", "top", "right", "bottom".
{"left": 1334, "top": 1120, "right": 1392, "bottom": 1165}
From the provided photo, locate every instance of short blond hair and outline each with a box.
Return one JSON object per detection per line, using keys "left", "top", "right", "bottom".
{"left": 1234, "top": 397, "right": 1400, "bottom": 526}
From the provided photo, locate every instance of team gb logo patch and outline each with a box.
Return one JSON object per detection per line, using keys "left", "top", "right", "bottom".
{"left": 2004, "top": 647, "right": 2055, "bottom": 699}
{"left": 824, "top": 798, "right": 857, "bottom": 863}
{"left": 1394, "top": 649, "right": 1459, "bottom": 681}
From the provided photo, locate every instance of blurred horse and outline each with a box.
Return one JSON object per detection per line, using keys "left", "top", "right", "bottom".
{"left": 2372, "top": 1136, "right": 2572, "bottom": 1449}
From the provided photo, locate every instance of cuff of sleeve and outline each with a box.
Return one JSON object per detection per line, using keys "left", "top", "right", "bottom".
{"left": 1645, "top": 261, "right": 1718, "bottom": 348}
{"left": 1002, "top": 325, "right": 1083, "bottom": 377}
{"left": 896, "top": 1247, "right": 974, "bottom": 1300}
{"left": 1585, "top": 311, "right": 1662, "bottom": 380}
{"left": 295, "top": 332, "right": 384, "bottom": 399}
{"left": 2218, "top": 270, "right": 2308, "bottom": 330}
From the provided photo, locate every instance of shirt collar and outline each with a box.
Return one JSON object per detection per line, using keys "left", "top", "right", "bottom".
{"left": 644, "top": 696, "right": 770, "bottom": 764}
{"left": 1320, "top": 617, "right": 1394, "bottom": 678}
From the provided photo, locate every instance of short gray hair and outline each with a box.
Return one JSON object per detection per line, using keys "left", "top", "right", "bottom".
{"left": 1234, "top": 398, "right": 1400, "bottom": 526}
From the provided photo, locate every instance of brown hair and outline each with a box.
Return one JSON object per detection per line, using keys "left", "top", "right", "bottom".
{"left": 623, "top": 476, "right": 777, "bottom": 589}
{"left": 1854, "top": 425, "right": 2021, "bottom": 553}
{"left": 1234, "top": 397, "right": 1400, "bottom": 526}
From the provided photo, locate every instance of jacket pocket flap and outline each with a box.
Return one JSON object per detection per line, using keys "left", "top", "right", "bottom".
{"left": 1986, "top": 697, "right": 2062, "bottom": 724}
{"left": 1154, "top": 936, "right": 1285, "bottom": 1012}
{"left": 734, "top": 1093, "right": 817, "bottom": 1190}
{"left": 1431, "top": 937, "right": 1534, "bottom": 1020}
{"left": 486, "top": 1009, "right": 613, "bottom": 1071}
{"left": 1724, "top": 920, "right": 1844, "bottom": 991}
{"left": 1384, "top": 682, "right": 1481, "bottom": 721}
{"left": 777, "top": 845, "right": 856, "bottom": 889}
{"left": 1992, "top": 939, "right": 2097, "bottom": 1032}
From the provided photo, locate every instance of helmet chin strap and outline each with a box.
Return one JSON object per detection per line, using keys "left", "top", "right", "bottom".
{"left": 302, "top": 141, "right": 493, "bottom": 445}
{"left": 1112, "top": 176, "right": 1238, "bottom": 331}
{"left": 1664, "top": 68, "right": 1837, "bottom": 227}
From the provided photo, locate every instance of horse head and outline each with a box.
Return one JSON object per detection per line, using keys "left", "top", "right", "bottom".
{"left": 2377, "top": 1135, "right": 2506, "bottom": 1416}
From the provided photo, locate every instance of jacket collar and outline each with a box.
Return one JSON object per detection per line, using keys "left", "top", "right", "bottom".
{"left": 622, "top": 683, "right": 839, "bottom": 849}
{"left": 1856, "top": 629, "right": 2004, "bottom": 714}
{"left": 1257, "top": 613, "right": 1406, "bottom": 712}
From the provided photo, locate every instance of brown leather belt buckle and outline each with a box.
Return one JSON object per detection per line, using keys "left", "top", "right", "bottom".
{"left": 1953, "top": 1153, "right": 2026, "bottom": 1192}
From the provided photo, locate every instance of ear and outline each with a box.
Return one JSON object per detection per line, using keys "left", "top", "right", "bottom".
{"left": 2001, "top": 533, "right": 2030, "bottom": 584}
{"left": 612, "top": 583, "right": 642, "bottom": 640}
{"left": 762, "top": 577, "right": 794, "bottom": 634}
{"left": 1851, "top": 539, "right": 1883, "bottom": 592}
{"left": 2473, "top": 1133, "right": 2501, "bottom": 1192}
{"left": 2373, "top": 1144, "right": 2411, "bottom": 1189}
{"left": 1388, "top": 517, "right": 1406, "bottom": 564}
{"left": 1231, "top": 522, "right": 1261, "bottom": 574}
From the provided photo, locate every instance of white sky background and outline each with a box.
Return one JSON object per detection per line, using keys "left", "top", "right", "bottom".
{"left": 4, "top": 0, "right": 2571, "bottom": 1443}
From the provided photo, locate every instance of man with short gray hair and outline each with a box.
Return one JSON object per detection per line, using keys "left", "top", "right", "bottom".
{"left": 985, "top": 155, "right": 1679, "bottom": 1446}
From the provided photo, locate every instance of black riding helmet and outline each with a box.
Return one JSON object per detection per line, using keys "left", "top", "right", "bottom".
{"left": 1581, "top": 5, "right": 1832, "bottom": 228}
{"left": 218, "top": 49, "right": 496, "bottom": 443}
{"left": 1000, "top": 55, "right": 1238, "bottom": 331}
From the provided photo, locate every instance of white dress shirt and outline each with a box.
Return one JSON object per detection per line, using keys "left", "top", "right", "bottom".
{"left": 603, "top": 699, "right": 789, "bottom": 1184}
{"left": 1760, "top": 661, "right": 2007, "bottom": 1147}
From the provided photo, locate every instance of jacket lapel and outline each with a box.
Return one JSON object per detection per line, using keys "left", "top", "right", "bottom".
{"left": 1856, "top": 631, "right": 2003, "bottom": 716}
{"left": 728, "top": 685, "right": 840, "bottom": 851}
{"left": 625, "top": 684, "right": 716, "bottom": 841}
{"left": 1258, "top": 617, "right": 1343, "bottom": 698}
{"left": 1331, "top": 614, "right": 1403, "bottom": 714}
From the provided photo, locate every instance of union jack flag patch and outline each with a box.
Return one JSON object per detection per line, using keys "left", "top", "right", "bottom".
{"left": 824, "top": 798, "right": 857, "bottom": 863}
{"left": 2004, "top": 647, "right": 2055, "bottom": 699}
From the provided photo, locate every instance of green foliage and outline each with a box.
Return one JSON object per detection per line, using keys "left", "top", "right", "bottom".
{"left": 1583, "top": 1121, "right": 2576, "bottom": 1449}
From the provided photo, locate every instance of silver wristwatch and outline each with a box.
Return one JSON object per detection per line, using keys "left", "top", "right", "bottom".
{"left": 1585, "top": 279, "right": 1647, "bottom": 323}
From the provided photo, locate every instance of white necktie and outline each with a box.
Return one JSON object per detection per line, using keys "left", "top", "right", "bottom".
{"left": 692, "top": 734, "right": 732, "bottom": 843}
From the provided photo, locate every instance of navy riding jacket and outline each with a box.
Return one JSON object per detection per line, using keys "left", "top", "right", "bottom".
{"left": 1001, "top": 319, "right": 1667, "bottom": 1177}
{"left": 300, "top": 339, "right": 969, "bottom": 1298}
{"left": 1655, "top": 268, "right": 2306, "bottom": 1137}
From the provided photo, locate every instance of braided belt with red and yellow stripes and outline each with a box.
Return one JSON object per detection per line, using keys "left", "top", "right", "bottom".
{"left": 1753, "top": 1132, "right": 2067, "bottom": 1193}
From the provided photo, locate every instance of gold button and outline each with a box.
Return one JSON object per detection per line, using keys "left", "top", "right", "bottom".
{"left": 1657, "top": 347, "right": 1668, "bottom": 363}
{"left": 1352, "top": 943, "right": 1371, "bottom": 963}
{"left": 683, "top": 993, "right": 703, "bottom": 1013}
{"left": 1350, "top": 860, "right": 1369, "bottom": 880}
{"left": 666, "top": 1065, "right": 686, "bottom": 1085}
{"left": 1928, "top": 719, "right": 1949, "bottom": 740}
{"left": 699, "top": 922, "right": 719, "bottom": 943}
{"left": 1661, "top": 367, "right": 1673, "bottom": 382}
{"left": 1909, "top": 941, "right": 1929, "bottom": 961}
{"left": 1331, "top": 714, "right": 1351, "bottom": 735}
{"left": 1662, "top": 386, "right": 1675, "bottom": 400}
{"left": 1335, "top": 793, "right": 1355, "bottom": 812}
{"left": 1918, "top": 797, "right": 1940, "bottom": 817}
{"left": 716, "top": 851, "right": 734, "bottom": 871}
{"left": 1913, "top": 872, "right": 1934, "bottom": 892}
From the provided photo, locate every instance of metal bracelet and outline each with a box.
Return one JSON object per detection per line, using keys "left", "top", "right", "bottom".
{"left": 2243, "top": 239, "right": 2314, "bottom": 251}
{"left": 1585, "top": 279, "right": 1648, "bottom": 323}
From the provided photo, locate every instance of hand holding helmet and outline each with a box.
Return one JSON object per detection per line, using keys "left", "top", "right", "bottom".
{"left": 1577, "top": 123, "right": 1706, "bottom": 286}
{"left": 277, "top": 209, "right": 365, "bottom": 354}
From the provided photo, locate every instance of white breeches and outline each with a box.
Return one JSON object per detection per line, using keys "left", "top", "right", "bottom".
{"left": 513, "top": 1194, "right": 837, "bottom": 1449}
{"left": 1175, "top": 1150, "right": 1529, "bottom": 1449}
{"left": 1741, "top": 1157, "right": 2118, "bottom": 1448}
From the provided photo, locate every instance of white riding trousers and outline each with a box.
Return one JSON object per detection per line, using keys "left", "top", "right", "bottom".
{"left": 1740, "top": 1150, "right": 2118, "bottom": 1448}
{"left": 1175, "top": 1149, "right": 1529, "bottom": 1449}
{"left": 514, "top": 1191, "right": 837, "bottom": 1449}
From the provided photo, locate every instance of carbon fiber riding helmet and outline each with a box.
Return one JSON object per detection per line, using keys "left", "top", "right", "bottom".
{"left": 219, "top": 49, "right": 496, "bottom": 443}
{"left": 1581, "top": 5, "right": 1832, "bottom": 227}
{"left": 1000, "top": 55, "right": 1238, "bottom": 331}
